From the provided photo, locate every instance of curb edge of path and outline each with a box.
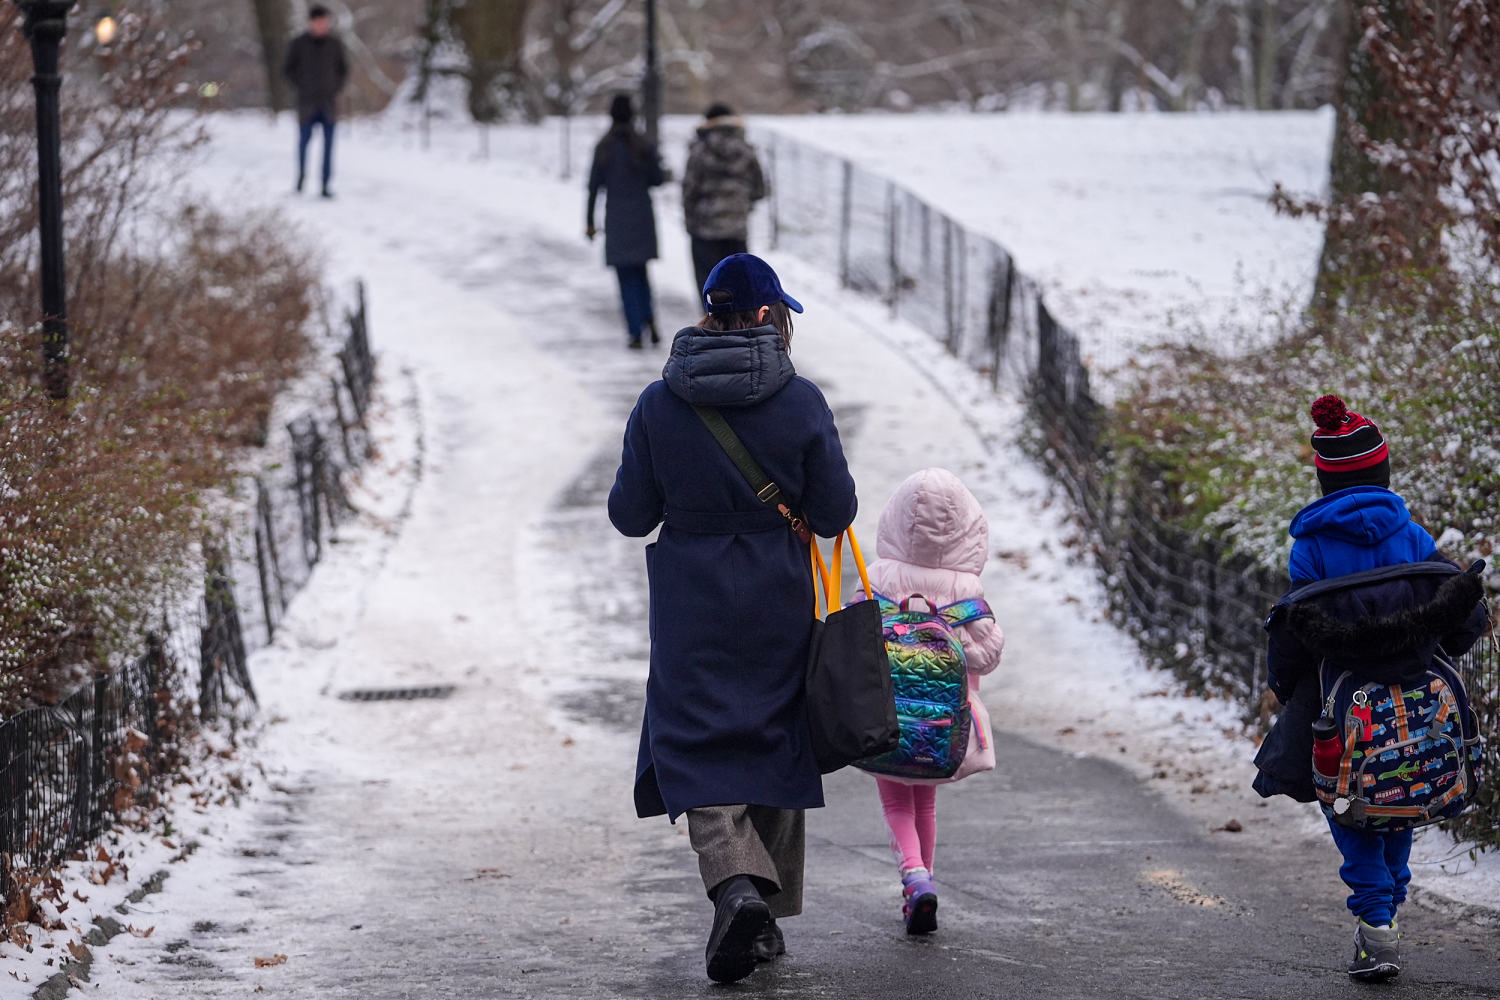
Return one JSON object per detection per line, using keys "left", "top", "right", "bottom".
{"left": 1409, "top": 880, "right": 1500, "bottom": 927}
{"left": 30, "top": 845, "right": 194, "bottom": 1000}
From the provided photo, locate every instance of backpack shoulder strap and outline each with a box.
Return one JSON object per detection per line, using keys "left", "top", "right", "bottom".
{"left": 938, "top": 598, "right": 993, "bottom": 627}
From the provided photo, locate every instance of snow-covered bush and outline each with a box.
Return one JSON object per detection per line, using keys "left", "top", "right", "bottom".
{"left": 0, "top": 10, "right": 316, "bottom": 714}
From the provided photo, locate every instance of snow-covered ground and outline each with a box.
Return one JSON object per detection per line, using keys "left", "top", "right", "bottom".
{"left": 1, "top": 108, "right": 1493, "bottom": 995}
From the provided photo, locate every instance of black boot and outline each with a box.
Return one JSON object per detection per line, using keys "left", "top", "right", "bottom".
{"left": 752, "top": 918, "right": 785, "bottom": 963}
{"left": 295, "top": 173, "right": 305, "bottom": 194}
{"left": 648, "top": 320, "right": 661, "bottom": 345}
{"left": 705, "top": 876, "right": 771, "bottom": 984}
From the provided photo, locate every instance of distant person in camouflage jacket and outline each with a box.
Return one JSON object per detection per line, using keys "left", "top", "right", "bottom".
{"left": 682, "top": 104, "right": 768, "bottom": 295}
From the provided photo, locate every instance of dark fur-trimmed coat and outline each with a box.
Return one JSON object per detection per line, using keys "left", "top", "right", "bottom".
{"left": 1253, "top": 557, "right": 1488, "bottom": 801}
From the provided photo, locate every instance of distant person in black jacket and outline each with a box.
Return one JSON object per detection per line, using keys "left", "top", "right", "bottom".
{"left": 283, "top": 5, "right": 348, "bottom": 198}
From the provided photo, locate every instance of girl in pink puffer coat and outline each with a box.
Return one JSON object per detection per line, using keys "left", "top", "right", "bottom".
{"left": 864, "top": 468, "right": 1005, "bottom": 935}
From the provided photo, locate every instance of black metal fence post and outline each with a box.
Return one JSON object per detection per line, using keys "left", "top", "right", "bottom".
{"left": 886, "top": 182, "right": 899, "bottom": 316}
{"left": 942, "top": 216, "right": 956, "bottom": 353}
{"left": 838, "top": 160, "right": 853, "bottom": 289}
{"left": 766, "top": 135, "right": 780, "bottom": 251}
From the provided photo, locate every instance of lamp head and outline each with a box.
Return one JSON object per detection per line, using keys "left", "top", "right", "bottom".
{"left": 94, "top": 13, "right": 118, "bottom": 46}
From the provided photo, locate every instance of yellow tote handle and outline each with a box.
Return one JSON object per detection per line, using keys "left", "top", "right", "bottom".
{"left": 810, "top": 527, "right": 873, "bottom": 618}
{"left": 810, "top": 538, "right": 830, "bottom": 618}
{"left": 847, "top": 527, "right": 874, "bottom": 602}
{"left": 830, "top": 533, "right": 843, "bottom": 610}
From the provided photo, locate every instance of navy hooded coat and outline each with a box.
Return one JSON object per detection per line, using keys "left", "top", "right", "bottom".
{"left": 587, "top": 125, "right": 664, "bottom": 268}
{"left": 608, "top": 325, "right": 858, "bottom": 820}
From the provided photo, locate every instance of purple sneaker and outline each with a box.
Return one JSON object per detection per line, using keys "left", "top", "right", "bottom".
{"left": 901, "top": 869, "right": 938, "bottom": 935}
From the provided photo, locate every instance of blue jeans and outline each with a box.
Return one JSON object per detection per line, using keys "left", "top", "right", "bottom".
{"left": 1327, "top": 816, "right": 1413, "bottom": 925}
{"left": 615, "top": 264, "right": 654, "bottom": 342}
{"left": 297, "top": 108, "right": 335, "bottom": 191}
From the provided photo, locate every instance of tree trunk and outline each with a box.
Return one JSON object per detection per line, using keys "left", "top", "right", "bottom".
{"left": 250, "top": 0, "right": 292, "bottom": 112}
{"left": 1234, "top": 3, "right": 1256, "bottom": 109}
{"left": 1061, "top": 0, "right": 1082, "bottom": 111}
{"left": 1311, "top": 0, "right": 1440, "bottom": 311}
{"left": 1256, "top": 0, "right": 1278, "bottom": 109}
{"left": 1102, "top": 2, "right": 1128, "bottom": 111}
{"left": 450, "top": 0, "right": 534, "bottom": 122}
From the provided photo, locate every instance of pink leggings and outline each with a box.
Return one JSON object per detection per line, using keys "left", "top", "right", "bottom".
{"left": 876, "top": 779, "right": 938, "bottom": 873}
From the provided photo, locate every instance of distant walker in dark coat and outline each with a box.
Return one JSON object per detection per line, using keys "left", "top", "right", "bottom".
{"left": 587, "top": 94, "right": 665, "bottom": 349}
{"left": 682, "top": 103, "right": 767, "bottom": 294}
{"left": 282, "top": 4, "right": 348, "bottom": 198}
{"left": 608, "top": 254, "right": 857, "bottom": 984}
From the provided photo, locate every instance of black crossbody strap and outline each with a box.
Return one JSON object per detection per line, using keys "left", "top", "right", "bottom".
{"left": 691, "top": 404, "right": 810, "bottom": 542}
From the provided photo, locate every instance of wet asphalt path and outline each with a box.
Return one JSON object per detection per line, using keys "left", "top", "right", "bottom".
{"left": 591, "top": 736, "right": 1500, "bottom": 1000}
{"left": 505, "top": 272, "right": 1498, "bottom": 998}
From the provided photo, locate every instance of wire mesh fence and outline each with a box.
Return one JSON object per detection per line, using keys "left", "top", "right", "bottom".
{"left": 760, "top": 130, "right": 1285, "bottom": 697}
{"left": 759, "top": 131, "right": 1500, "bottom": 825}
{"left": 0, "top": 281, "right": 377, "bottom": 889}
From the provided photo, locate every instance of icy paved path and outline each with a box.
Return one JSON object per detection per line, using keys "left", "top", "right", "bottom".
{"left": 78, "top": 117, "right": 1499, "bottom": 999}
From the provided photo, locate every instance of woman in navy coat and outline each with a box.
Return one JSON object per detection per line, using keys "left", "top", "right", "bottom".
{"left": 608, "top": 254, "right": 857, "bottom": 983}
{"left": 586, "top": 94, "right": 665, "bottom": 349}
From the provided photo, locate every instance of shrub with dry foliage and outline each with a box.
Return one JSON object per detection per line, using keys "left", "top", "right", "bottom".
{"left": 1, "top": 9, "right": 315, "bottom": 713}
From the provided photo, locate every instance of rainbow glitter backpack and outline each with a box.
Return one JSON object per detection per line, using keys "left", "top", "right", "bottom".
{"left": 854, "top": 594, "right": 993, "bottom": 780}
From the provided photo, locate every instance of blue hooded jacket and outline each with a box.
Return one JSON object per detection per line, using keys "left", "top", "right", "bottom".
{"left": 1288, "top": 486, "right": 1437, "bottom": 583}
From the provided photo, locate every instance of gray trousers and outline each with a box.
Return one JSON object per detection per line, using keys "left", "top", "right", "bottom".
{"left": 686, "top": 805, "right": 805, "bottom": 918}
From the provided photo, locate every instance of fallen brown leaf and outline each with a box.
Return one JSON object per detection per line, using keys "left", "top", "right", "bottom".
{"left": 254, "top": 954, "right": 288, "bottom": 968}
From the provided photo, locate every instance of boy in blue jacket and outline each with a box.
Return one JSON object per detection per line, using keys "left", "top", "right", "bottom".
{"left": 1255, "top": 395, "right": 1488, "bottom": 982}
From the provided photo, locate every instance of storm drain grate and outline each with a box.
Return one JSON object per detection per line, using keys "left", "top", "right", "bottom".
{"left": 338, "top": 685, "right": 456, "bottom": 703}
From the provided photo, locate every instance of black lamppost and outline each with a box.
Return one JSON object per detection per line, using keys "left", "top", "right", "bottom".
{"left": 14, "top": 0, "right": 73, "bottom": 401}
{"left": 642, "top": 0, "right": 661, "bottom": 148}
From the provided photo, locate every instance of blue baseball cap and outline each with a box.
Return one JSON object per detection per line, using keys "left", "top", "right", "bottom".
{"left": 703, "top": 253, "right": 804, "bottom": 315}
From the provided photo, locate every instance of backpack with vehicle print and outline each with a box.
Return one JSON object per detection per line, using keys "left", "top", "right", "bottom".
{"left": 1313, "top": 650, "right": 1484, "bottom": 831}
{"left": 854, "top": 593, "right": 993, "bottom": 781}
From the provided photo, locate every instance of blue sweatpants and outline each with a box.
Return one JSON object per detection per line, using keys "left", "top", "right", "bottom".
{"left": 1326, "top": 816, "right": 1413, "bottom": 926}
{"left": 614, "top": 264, "right": 654, "bottom": 343}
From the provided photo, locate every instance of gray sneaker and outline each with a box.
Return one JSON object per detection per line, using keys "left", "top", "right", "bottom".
{"left": 1348, "top": 919, "right": 1400, "bottom": 982}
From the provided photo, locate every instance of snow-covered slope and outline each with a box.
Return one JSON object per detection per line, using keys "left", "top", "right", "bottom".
{"left": 763, "top": 110, "right": 1335, "bottom": 373}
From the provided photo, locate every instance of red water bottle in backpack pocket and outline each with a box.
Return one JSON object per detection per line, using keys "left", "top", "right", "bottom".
{"left": 1312, "top": 714, "right": 1343, "bottom": 780}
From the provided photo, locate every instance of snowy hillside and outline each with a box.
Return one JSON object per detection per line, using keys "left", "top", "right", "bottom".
{"left": 763, "top": 111, "right": 1335, "bottom": 373}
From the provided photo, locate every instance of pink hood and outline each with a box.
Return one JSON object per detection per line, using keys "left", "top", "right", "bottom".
{"left": 866, "top": 468, "right": 1003, "bottom": 679}
{"left": 875, "top": 468, "right": 988, "bottom": 575}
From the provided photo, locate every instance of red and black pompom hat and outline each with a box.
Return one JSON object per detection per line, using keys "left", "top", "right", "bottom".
{"left": 1309, "top": 394, "right": 1390, "bottom": 494}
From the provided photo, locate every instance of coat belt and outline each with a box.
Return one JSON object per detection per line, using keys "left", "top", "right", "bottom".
{"left": 664, "top": 508, "right": 789, "bottom": 534}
